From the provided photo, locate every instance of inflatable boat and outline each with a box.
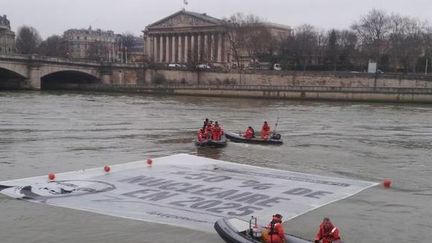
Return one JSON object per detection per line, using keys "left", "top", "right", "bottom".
{"left": 225, "top": 132, "right": 283, "bottom": 145}
{"left": 195, "top": 134, "right": 227, "bottom": 148}
{"left": 214, "top": 217, "right": 311, "bottom": 243}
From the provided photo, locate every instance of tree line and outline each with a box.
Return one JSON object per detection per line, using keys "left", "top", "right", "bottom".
{"left": 226, "top": 9, "right": 432, "bottom": 73}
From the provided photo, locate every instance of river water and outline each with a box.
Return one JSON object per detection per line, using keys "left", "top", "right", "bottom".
{"left": 0, "top": 91, "right": 431, "bottom": 243}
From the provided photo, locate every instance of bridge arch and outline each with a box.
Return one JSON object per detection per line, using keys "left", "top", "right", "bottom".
{"left": 0, "top": 67, "right": 27, "bottom": 89}
{"left": 41, "top": 70, "right": 101, "bottom": 90}
{"left": 0, "top": 61, "right": 28, "bottom": 77}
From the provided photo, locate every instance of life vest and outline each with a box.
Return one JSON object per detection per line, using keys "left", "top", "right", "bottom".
{"left": 315, "top": 222, "right": 341, "bottom": 243}
{"left": 197, "top": 130, "right": 205, "bottom": 142}
{"left": 261, "top": 123, "right": 271, "bottom": 140}
{"left": 269, "top": 220, "right": 280, "bottom": 235}
{"left": 244, "top": 128, "right": 255, "bottom": 139}
{"left": 264, "top": 220, "right": 285, "bottom": 243}
{"left": 212, "top": 126, "right": 222, "bottom": 140}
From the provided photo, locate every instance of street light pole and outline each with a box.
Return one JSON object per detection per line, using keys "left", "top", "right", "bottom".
{"left": 425, "top": 58, "right": 429, "bottom": 75}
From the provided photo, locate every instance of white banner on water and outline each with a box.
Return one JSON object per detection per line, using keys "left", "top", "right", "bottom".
{"left": 0, "top": 154, "right": 377, "bottom": 232}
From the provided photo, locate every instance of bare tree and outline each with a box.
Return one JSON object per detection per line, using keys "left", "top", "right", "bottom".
{"left": 388, "top": 14, "right": 426, "bottom": 72}
{"left": 38, "top": 35, "right": 67, "bottom": 57}
{"left": 16, "top": 26, "right": 42, "bottom": 54}
{"left": 294, "top": 24, "right": 319, "bottom": 70}
{"left": 223, "top": 13, "right": 274, "bottom": 68}
{"left": 325, "top": 30, "right": 339, "bottom": 70}
{"left": 351, "top": 9, "right": 391, "bottom": 62}
{"left": 86, "top": 41, "right": 109, "bottom": 62}
{"left": 338, "top": 30, "right": 359, "bottom": 69}
{"left": 223, "top": 13, "right": 247, "bottom": 69}
{"left": 117, "top": 33, "right": 138, "bottom": 63}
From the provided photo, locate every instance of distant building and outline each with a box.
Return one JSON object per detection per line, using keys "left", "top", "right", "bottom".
{"left": 0, "top": 15, "right": 16, "bottom": 55}
{"left": 127, "top": 36, "right": 145, "bottom": 63}
{"left": 143, "top": 10, "right": 291, "bottom": 67}
{"left": 143, "top": 10, "right": 227, "bottom": 66}
{"left": 63, "top": 27, "right": 119, "bottom": 61}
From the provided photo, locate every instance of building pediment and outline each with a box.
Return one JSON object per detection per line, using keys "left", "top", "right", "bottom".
{"left": 147, "top": 10, "right": 223, "bottom": 30}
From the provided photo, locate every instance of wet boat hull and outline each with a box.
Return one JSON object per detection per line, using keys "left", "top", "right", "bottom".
{"left": 195, "top": 134, "right": 227, "bottom": 148}
{"left": 225, "top": 132, "right": 283, "bottom": 145}
{"left": 214, "top": 218, "right": 311, "bottom": 243}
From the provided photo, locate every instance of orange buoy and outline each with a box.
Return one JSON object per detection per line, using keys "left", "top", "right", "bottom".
{"left": 147, "top": 158, "right": 153, "bottom": 166}
{"left": 48, "top": 173, "right": 56, "bottom": 181}
{"left": 383, "top": 179, "right": 392, "bottom": 188}
{"left": 104, "top": 165, "right": 111, "bottom": 173}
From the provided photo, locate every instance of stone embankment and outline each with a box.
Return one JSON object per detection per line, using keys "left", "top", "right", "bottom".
{"left": 83, "top": 69, "right": 432, "bottom": 103}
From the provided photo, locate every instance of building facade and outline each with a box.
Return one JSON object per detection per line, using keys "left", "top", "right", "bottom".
{"left": 127, "top": 36, "right": 145, "bottom": 63}
{"left": 143, "top": 10, "right": 229, "bottom": 66}
{"left": 0, "top": 15, "right": 16, "bottom": 55}
{"left": 64, "top": 27, "right": 119, "bottom": 61}
{"left": 143, "top": 10, "right": 291, "bottom": 68}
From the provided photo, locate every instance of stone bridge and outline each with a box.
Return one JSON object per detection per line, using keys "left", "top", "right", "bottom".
{"left": 0, "top": 54, "right": 145, "bottom": 89}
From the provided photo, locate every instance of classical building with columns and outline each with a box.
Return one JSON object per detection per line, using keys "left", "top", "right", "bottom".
{"left": 143, "top": 10, "right": 230, "bottom": 66}
{"left": 143, "top": 10, "right": 292, "bottom": 68}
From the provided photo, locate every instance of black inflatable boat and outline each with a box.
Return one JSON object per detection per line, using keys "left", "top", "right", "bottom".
{"left": 214, "top": 217, "right": 311, "bottom": 243}
{"left": 225, "top": 132, "right": 283, "bottom": 145}
{"left": 195, "top": 134, "right": 227, "bottom": 148}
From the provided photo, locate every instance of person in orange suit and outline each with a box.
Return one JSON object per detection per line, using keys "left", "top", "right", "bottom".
{"left": 205, "top": 122, "right": 213, "bottom": 139}
{"left": 197, "top": 128, "right": 206, "bottom": 142}
{"left": 212, "top": 121, "right": 222, "bottom": 140}
{"left": 314, "top": 217, "right": 342, "bottom": 243}
{"left": 261, "top": 121, "right": 271, "bottom": 140}
{"left": 265, "top": 214, "right": 285, "bottom": 243}
{"left": 244, "top": 126, "right": 255, "bottom": 139}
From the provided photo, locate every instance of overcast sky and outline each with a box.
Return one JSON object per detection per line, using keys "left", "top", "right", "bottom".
{"left": 1, "top": 0, "right": 432, "bottom": 38}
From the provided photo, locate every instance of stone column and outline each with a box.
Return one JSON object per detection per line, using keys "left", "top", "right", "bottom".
{"left": 197, "top": 34, "right": 201, "bottom": 62}
{"left": 210, "top": 34, "right": 215, "bottom": 62}
{"left": 184, "top": 34, "right": 189, "bottom": 63}
{"left": 152, "top": 35, "right": 156, "bottom": 62}
{"left": 143, "top": 36, "right": 147, "bottom": 58}
{"left": 159, "top": 35, "right": 164, "bottom": 63}
{"left": 191, "top": 34, "right": 195, "bottom": 62}
{"left": 172, "top": 34, "right": 177, "bottom": 63}
{"left": 153, "top": 35, "right": 158, "bottom": 62}
{"left": 149, "top": 35, "right": 153, "bottom": 61}
{"left": 217, "top": 33, "right": 222, "bottom": 63}
{"left": 178, "top": 34, "right": 183, "bottom": 63}
{"left": 165, "top": 35, "right": 170, "bottom": 63}
{"left": 221, "top": 33, "right": 226, "bottom": 63}
{"left": 145, "top": 35, "right": 150, "bottom": 60}
{"left": 203, "top": 34, "right": 208, "bottom": 62}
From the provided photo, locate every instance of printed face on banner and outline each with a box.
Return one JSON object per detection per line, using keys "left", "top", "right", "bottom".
{"left": 0, "top": 154, "right": 377, "bottom": 232}
{"left": 5, "top": 180, "right": 116, "bottom": 201}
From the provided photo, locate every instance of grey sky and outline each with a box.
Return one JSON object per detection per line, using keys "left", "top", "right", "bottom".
{"left": 1, "top": 0, "right": 432, "bottom": 38}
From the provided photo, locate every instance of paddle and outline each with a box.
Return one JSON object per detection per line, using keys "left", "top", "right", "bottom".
{"left": 273, "top": 115, "right": 279, "bottom": 134}
{"left": 271, "top": 114, "right": 282, "bottom": 140}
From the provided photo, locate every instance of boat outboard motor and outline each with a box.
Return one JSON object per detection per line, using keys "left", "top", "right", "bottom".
{"left": 271, "top": 133, "right": 281, "bottom": 140}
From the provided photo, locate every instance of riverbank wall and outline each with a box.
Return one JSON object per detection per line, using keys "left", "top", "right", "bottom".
{"left": 143, "top": 69, "right": 432, "bottom": 89}
{"left": 88, "top": 69, "right": 432, "bottom": 103}
{"left": 64, "top": 83, "right": 432, "bottom": 103}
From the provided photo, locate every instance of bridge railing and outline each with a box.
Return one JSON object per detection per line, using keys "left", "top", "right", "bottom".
{"left": 0, "top": 54, "right": 144, "bottom": 68}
